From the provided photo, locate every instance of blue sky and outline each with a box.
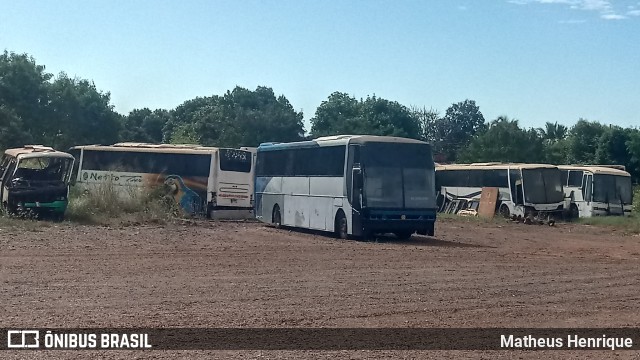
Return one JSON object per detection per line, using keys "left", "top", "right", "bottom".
{"left": 1, "top": 0, "right": 639, "bottom": 132}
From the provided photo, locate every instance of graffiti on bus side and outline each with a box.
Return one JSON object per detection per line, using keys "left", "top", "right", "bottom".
{"left": 80, "top": 170, "right": 209, "bottom": 215}
{"left": 82, "top": 171, "right": 143, "bottom": 184}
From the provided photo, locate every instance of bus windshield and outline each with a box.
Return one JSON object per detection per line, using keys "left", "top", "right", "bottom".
{"left": 361, "top": 143, "right": 435, "bottom": 209}
{"left": 14, "top": 157, "right": 73, "bottom": 184}
{"left": 593, "top": 174, "right": 632, "bottom": 205}
{"left": 522, "top": 168, "right": 564, "bottom": 204}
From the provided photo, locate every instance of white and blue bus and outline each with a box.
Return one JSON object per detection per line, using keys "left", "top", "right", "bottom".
{"left": 254, "top": 135, "right": 437, "bottom": 239}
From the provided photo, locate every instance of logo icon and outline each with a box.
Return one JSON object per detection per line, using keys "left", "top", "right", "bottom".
{"left": 7, "top": 330, "right": 40, "bottom": 348}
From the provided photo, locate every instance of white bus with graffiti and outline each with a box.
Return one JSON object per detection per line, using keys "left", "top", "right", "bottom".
{"left": 436, "top": 163, "right": 565, "bottom": 219}
{"left": 68, "top": 143, "right": 254, "bottom": 218}
{"left": 254, "top": 135, "right": 437, "bottom": 240}
{"left": 559, "top": 165, "right": 633, "bottom": 218}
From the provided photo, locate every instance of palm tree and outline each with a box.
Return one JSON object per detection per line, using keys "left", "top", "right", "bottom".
{"left": 541, "top": 122, "right": 568, "bottom": 142}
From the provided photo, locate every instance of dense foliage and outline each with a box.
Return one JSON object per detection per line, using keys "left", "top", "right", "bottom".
{"left": 2, "top": 50, "right": 640, "bottom": 182}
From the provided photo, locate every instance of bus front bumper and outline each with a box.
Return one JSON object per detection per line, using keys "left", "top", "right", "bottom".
{"left": 362, "top": 209, "right": 437, "bottom": 235}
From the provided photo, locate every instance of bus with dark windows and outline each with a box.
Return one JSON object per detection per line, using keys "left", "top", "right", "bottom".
{"left": 68, "top": 143, "right": 254, "bottom": 219}
{"left": 559, "top": 165, "right": 633, "bottom": 218}
{"left": 254, "top": 135, "right": 437, "bottom": 240}
{"left": 436, "top": 163, "right": 565, "bottom": 220}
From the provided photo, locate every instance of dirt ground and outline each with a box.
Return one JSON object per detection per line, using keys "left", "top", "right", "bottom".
{"left": 1, "top": 217, "right": 639, "bottom": 359}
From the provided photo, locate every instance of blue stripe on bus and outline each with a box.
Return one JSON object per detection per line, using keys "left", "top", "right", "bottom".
{"left": 258, "top": 141, "right": 321, "bottom": 151}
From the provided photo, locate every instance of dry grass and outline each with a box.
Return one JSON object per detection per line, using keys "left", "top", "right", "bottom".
{"left": 65, "top": 181, "right": 182, "bottom": 225}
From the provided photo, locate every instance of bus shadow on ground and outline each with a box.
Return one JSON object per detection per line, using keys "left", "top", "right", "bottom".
{"left": 274, "top": 225, "right": 492, "bottom": 249}
{"left": 366, "top": 234, "right": 495, "bottom": 249}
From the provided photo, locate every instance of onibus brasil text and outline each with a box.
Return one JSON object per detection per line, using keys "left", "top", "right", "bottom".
{"left": 7, "top": 330, "right": 151, "bottom": 349}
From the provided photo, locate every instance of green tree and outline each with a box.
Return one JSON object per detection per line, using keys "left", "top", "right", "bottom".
{"left": 432, "top": 99, "right": 486, "bottom": 162}
{"left": 540, "top": 121, "right": 568, "bottom": 142}
{"left": 164, "top": 86, "right": 304, "bottom": 147}
{"left": 594, "top": 126, "right": 632, "bottom": 167}
{"left": 168, "top": 123, "right": 200, "bottom": 144}
{"left": 626, "top": 129, "right": 640, "bottom": 182}
{"left": 458, "top": 116, "right": 544, "bottom": 163}
{"left": 537, "top": 121, "right": 569, "bottom": 164}
{"left": 47, "top": 73, "right": 121, "bottom": 150}
{"left": 410, "top": 106, "right": 441, "bottom": 143}
{"left": 310, "top": 92, "right": 421, "bottom": 139}
{"left": 0, "top": 51, "right": 52, "bottom": 144}
{"left": 565, "top": 119, "right": 606, "bottom": 164}
{"left": 120, "top": 108, "right": 170, "bottom": 143}
{"left": 0, "top": 105, "right": 32, "bottom": 152}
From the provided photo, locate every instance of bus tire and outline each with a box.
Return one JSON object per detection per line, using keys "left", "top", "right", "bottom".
{"left": 394, "top": 231, "right": 413, "bottom": 240}
{"left": 569, "top": 204, "right": 579, "bottom": 220}
{"left": 498, "top": 203, "right": 510, "bottom": 219}
{"left": 335, "top": 211, "right": 348, "bottom": 240}
{"left": 272, "top": 205, "right": 282, "bottom": 228}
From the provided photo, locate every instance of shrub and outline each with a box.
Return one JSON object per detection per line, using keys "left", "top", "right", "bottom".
{"left": 65, "top": 182, "right": 181, "bottom": 225}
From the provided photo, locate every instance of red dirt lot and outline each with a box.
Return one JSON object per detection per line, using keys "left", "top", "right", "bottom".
{"left": 1, "top": 217, "right": 639, "bottom": 359}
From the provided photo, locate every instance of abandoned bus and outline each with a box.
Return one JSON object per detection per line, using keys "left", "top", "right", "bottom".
{"left": 0, "top": 145, "right": 74, "bottom": 220}
{"left": 559, "top": 165, "right": 633, "bottom": 218}
{"left": 436, "top": 163, "right": 565, "bottom": 219}
{"left": 68, "top": 143, "right": 254, "bottom": 218}
{"left": 254, "top": 135, "right": 437, "bottom": 239}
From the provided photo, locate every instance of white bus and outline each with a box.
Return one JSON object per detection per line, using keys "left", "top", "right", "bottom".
{"left": 559, "top": 165, "right": 633, "bottom": 218}
{"left": 254, "top": 135, "right": 437, "bottom": 239}
{"left": 436, "top": 163, "right": 565, "bottom": 219}
{"left": 68, "top": 143, "right": 254, "bottom": 219}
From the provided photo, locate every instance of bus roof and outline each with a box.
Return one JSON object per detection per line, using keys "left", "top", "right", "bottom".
{"left": 558, "top": 165, "right": 631, "bottom": 177}
{"left": 4, "top": 145, "right": 74, "bottom": 160}
{"left": 258, "top": 135, "right": 428, "bottom": 150}
{"left": 69, "top": 143, "right": 248, "bottom": 154}
{"left": 436, "top": 163, "right": 559, "bottom": 171}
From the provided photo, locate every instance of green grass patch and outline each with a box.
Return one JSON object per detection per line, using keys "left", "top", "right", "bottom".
{"left": 578, "top": 214, "right": 640, "bottom": 234}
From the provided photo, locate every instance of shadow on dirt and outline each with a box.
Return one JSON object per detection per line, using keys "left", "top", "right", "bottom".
{"left": 365, "top": 234, "right": 495, "bottom": 248}
{"left": 268, "top": 224, "right": 493, "bottom": 249}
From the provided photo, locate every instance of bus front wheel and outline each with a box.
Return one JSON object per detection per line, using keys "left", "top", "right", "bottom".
{"left": 272, "top": 205, "right": 282, "bottom": 228}
{"left": 335, "top": 211, "right": 348, "bottom": 240}
{"left": 569, "top": 204, "right": 579, "bottom": 220}
{"left": 394, "top": 231, "right": 413, "bottom": 240}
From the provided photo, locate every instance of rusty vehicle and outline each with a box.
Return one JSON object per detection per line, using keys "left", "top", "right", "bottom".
{"left": 0, "top": 145, "right": 75, "bottom": 220}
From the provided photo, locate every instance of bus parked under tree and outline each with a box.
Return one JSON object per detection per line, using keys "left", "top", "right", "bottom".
{"left": 254, "top": 135, "right": 437, "bottom": 239}
{"left": 69, "top": 143, "right": 254, "bottom": 219}
{"left": 436, "top": 163, "right": 565, "bottom": 220}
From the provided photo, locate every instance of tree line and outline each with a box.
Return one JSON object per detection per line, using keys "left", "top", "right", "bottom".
{"left": 2, "top": 50, "right": 639, "bottom": 182}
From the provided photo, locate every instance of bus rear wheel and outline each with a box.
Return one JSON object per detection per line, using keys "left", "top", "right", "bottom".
{"left": 498, "top": 203, "right": 510, "bottom": 219}
{"left": 335, "top": 211, "right": 348, "bottom": 240}
{"left": 272, "top": 205, "right": 282, "bottom": 228}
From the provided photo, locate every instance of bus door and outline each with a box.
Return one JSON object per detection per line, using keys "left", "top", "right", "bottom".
{"left": 348, "top": 145, "right": 364, "bottom": 236}
{"left": 583, "top": 174, "right": 593, "bottom": 208}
